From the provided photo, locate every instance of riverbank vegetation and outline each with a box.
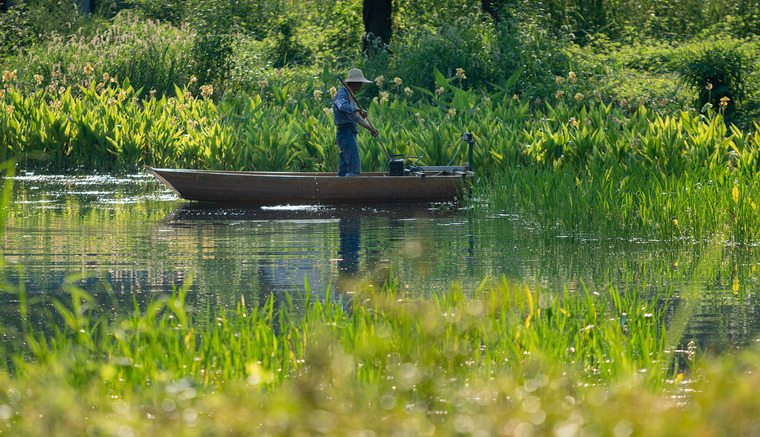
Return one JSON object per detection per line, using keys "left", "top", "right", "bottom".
{"left": 3, "top": 0, "right": 760, "bottom": 434}
{"left": 2, "top": 74, "right": 760, "bottom": 241}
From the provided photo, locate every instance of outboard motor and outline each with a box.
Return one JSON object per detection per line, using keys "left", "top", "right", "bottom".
{"left": 389, "top": 154, "right": 405, "bottom": 176}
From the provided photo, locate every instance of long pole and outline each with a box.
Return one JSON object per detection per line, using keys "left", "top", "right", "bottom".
{"left": 337, "top": 76, "right": 390, "bottom": 161}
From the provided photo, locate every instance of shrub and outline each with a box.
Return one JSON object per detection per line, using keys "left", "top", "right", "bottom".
{"left": 0, "top": 5, "right": 34, "bottom": 59}
{"left": 266, "top": 14, "right": 314, "bottom": 68}
{"left": 129, "top": 0, "right": 186, "bottom": 26}
{"left": 494, "top": 12, "right": 572, "bottom": 98}
{"left": 390, "top": 12, "right": 504, "bottom": 92}
{"left": 677, "top": 35, "right": 757, "bottom": 120}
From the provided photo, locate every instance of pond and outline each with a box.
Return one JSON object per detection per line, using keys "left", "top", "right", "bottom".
{"left": 3, "top": 171, "right": 760, "bottom": 354}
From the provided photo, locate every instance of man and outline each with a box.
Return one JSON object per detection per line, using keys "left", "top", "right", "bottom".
{"left": 333, "top": 68, "right": 378, "bottom": 177}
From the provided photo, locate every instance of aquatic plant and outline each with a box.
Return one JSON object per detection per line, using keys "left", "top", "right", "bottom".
{"left": 2, "top": 71, "right": 760, "bottom": 241}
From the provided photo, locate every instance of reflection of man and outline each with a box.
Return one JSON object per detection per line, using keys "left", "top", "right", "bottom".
{"left": 338, "top": 217, "right": 361, "bottom": 275}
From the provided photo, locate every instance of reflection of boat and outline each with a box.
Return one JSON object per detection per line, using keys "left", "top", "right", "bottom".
{"left": 163, "top": 202, "right": 462, "bottom": 223}
{"left": 146, "top": 166, "right": 472, "bottom": 205}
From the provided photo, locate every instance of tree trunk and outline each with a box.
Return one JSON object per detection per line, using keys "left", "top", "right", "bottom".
{"left": 362, "top": 0, "right": 392, "bottom": 53}
{"left": 482, "top": 0, "right": 498, "bottom": 21}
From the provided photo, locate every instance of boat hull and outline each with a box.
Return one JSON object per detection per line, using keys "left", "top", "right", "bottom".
{"left": 146, "top": 167, "right": 472, "bottom": 205}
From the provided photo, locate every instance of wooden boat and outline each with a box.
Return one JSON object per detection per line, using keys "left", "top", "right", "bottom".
{"left": 146, "top": 166, "right": 473, "bottom": 205}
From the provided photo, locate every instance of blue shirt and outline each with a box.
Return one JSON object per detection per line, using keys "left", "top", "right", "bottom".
{"left": 332, "top": 87, "right": 361, "bottom": 133}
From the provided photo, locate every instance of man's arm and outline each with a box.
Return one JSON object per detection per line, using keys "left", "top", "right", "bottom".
{"left": 357, "top": 118, "right": 378, "bottom": 137}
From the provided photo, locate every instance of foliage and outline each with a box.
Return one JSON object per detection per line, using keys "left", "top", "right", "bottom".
{"left": 0, "top": 263, "right": 680, "bottom": 434}
{"left": 266, "top": 14, "right": 314, "bottom": 69}
{"left": 390, "top": 12, "right": 505, "bottom": 92}
{"left": 4, "top": 73, "right": 760, "bottom": 243}
{"left": 677, "top": 35, "right": 757, "bottom": 121}
{"left": 3, "top": 12, "right": 196, "bottom": 99}
{"left": 493, "top": 10, "right": 573, "bottom": 98}
{"left": 0, "top": 4, "right": 34, "bottom": 58}
{"left": 129, "top": 0, "right": 186, "bottom": 26}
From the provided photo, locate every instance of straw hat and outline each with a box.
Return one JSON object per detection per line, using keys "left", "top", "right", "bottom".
{"left": 345, "top": 68, "right": 372, "bottom": 84}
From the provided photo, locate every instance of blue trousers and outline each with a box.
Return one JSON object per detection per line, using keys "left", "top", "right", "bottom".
{"left": 336, "top": 127, "right": 361, "bottom": 177}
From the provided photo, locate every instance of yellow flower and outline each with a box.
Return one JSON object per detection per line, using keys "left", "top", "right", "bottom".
{"left": 379, "top": 97, "right": 388, "bottom": 105}
{"left": 705, "top": 83, "right": 713, "bottom": 90}
{"left": 177, "top": 103, "right": 187, "bottom": 111}
{"left": 184, "top": 91, "right": 192, "bottom": 100}
{"left": 167, "top": 97, "right": 176, "bottom": 105}
{"left": 286, "top": 97, "right": 296, "bottom": 105}
{"left": 556, "top": 76, "right": 564, "bottom": 85}
{"left": 637, "top": 96, "right": 645, "bottom": 106}
{"left": 5, "top": 104, "right": 13, "bottom": 114}
{"left": 3, "top": 70, "right": 17, "bottom": 82}
{"left": 313, "top": 89, "right": 323, "bottom": 99}
{"left": 34, "top": 74, "right": 44, "bottom": 85}
{"left": 108, "top": 97, "right": 117, "bottom": 106}
{"left": 257, "top": 79, "right": 268, "bottom": 88}
{"left": 404, "top": 87, "right": 413, "bottom": 97}
{"left": 276, "top": 68, "right": 285, "bottom": 78}
{"left": 569, "top": 117, "right": 579, "bottom": 128}
{"left": 720, "top": 96, "right": 730, "bottom": 108}
{"left": 110, "top": 75, "right": 118, "bottom": 84}
{"left": 372, "top": 97, "right": 378, "bottom": 103}
{"left": 393, "top": 77, "right": 402, "bottom": 87}
{"left": 329, "top": 87, "right": 337, "bottom": 98}
{"left": 435, "top": 87, "right": 444, "bottom": 97}
{"left": 374, "top": 75, "right": 384, "bottom": 87}
{"left": 200, "top": 85, "right": 213, "bottom": 98}
{"left": 568, "top": 71, "right": 577, "bottom": 83}
{"left": 117, "top": 91, "right": 127, "bottom": 101}
{"left": 323, "top": 107, "right": 332, "bottom": 115}
{"left": 187, "top": 120, "right": 199, "bottom": 131}
{"left": 103, "top": 73, "right": 110, "bottom": 82}
{"left": 189, "top": 75, "right": 198, "bottom": 83}
{"left": 555, "top": 90, "right": 565, "bottom": 99}
{"left": 83, "top": 64, "right": 93, "bottom": 75}
{"left": 455, "top": 68, "right": 466, "bottom": 80}
{"left": 574, "top": 93, "right": 583, "bottom": 101}
{"left": 447, "top": 108, "right": 456, "bottom": 118}
{"left": 380, "top": 91, "right": 389, "bottom": 99}
{"left": 511, "top": 94, "right": 518, "bottom": 101}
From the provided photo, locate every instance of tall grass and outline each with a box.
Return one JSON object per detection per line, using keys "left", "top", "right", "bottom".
{"left": 0, "top": 270, "right": 679, "bottom": 434}
{"left": 5, "top": 12, "right": 196, "bottom": 99}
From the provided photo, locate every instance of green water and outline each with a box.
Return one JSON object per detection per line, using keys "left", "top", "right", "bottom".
{"left": 3, "top": 170, "right": 760, "bottom": 353}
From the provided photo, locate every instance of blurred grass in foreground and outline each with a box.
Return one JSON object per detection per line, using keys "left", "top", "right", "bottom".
{"left": 0, "top": 275, "right": 757, "bottom": 436}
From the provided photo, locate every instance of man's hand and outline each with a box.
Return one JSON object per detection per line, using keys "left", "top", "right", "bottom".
{"left": 357, "top": 109, "right": 369, "bottom": 119}
{"left": 370, "top": 127, "right": 379, "bottom": 137}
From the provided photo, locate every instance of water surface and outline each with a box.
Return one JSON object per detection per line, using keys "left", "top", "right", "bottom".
{"left": 3, "top": 171, "right": 760, "bottom": 353}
